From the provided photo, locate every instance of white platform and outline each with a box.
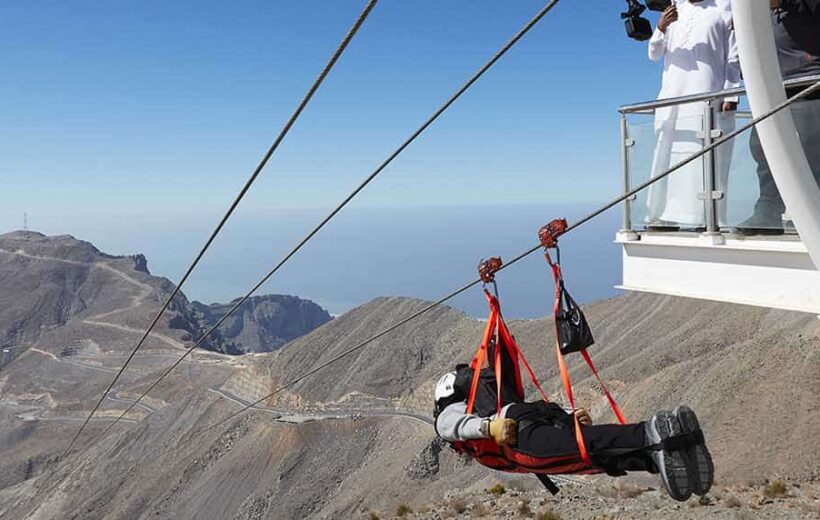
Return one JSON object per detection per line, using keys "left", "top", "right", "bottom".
{"left": 617, "top": 232, "right": 820, "bottom": 314}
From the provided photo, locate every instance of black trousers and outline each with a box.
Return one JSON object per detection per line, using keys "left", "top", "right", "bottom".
{"left": 749, "top": 96, "right": 820, "bottom": 216}
{"left": 505, "top": 402, "right": 656, "bottom": 475}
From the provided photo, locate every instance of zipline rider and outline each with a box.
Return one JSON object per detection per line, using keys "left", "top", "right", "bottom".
{"left": 433, "top": 237, "right": 715, "bottom": 502}
{"left": 433, "top": 360, "right": 713, "bottom": 502}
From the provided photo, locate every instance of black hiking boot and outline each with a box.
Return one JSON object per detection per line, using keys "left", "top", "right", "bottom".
{"left": 674, "top": 406, "right": 714, "bottom": 496}
{"left": 645, "top": 410, "right": 692, "bottom": 502}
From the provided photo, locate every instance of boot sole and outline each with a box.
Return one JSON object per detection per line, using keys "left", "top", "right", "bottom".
{"left": 648, "top": 412, "right": 692, "bottom": 502}
{"left": 675, "top": 406, "right": 714, "bottom": 496}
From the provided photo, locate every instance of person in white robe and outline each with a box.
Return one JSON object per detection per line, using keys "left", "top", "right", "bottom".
{"left": 645, "top": 0, "right": 741, "bottom": 229}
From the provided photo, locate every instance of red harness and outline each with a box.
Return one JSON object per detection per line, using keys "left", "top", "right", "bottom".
{"left": 452, "top": 244, "right": 626, "bottom": 477}
{"left": 451, "top": 290, "right": 601, "bottom": 476}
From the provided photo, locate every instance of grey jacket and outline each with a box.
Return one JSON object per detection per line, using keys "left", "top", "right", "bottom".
{"left": 434, "top": 402, "right": 512, "bottom": 442}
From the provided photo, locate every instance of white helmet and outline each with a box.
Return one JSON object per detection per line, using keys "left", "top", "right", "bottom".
{"left": 435, "top": 371, "right": 457, "bottom": 403}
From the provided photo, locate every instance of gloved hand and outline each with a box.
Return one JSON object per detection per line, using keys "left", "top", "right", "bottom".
{"left": 487, "top": 418, "right": 517, "bottom": 446}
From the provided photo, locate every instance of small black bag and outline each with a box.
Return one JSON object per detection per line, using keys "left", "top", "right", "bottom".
{"left": 555, "top": 283, "right": 594, "bottom": 355}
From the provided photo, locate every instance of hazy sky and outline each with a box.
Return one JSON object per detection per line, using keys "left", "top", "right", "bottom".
{"left": 0, "top": 1, "right": 670, "bottom": 316}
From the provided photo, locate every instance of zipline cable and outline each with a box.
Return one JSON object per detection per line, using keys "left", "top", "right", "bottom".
{"left": 163, "top": 80, "right": 820, "bottom": 448}
{"left": 62, "top": 0, "right": 380, "bottom": 456}
{"left": 83, "top": 0, "right": 565, "bottom": 448}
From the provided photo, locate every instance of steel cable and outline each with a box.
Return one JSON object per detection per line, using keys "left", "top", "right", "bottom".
{"left": 163, "top": 80, "right": 820, "bottom": 449}
{"left": 63, "top": 0, "right": 380, "bottom": 456}
{"left": 82, "top": 0, "right": 565, "bottom": 449}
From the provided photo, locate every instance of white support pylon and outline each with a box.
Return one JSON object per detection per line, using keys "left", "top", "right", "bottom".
{"left": 732, "top": 2, "right": 820, "bottom": 270}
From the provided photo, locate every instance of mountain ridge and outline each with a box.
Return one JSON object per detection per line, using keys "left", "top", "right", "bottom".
{"left": 191, "top": 294, "right": 332, "bottom": 354}
{"left": 0, "top": 230, "right": 332, "bottom": 356}
{"left": 1, "top": 231, "right": 820, "bottom": 519}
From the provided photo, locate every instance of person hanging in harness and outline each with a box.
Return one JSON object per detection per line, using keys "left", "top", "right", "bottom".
{"left": 433, "top": 359, "right": 713, "bottom": 502}
{"left": 433, "top": 225, "right": 715, "bottom": 502}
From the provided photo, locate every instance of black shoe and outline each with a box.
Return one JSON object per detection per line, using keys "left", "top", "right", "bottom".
{"left": 674, "top": 406, "right": 714, "bottom": 496}
{"left": 735, "top": 211, "right": 784, "bottom": 236}
{"left": 645, "top": 411, "right": 692, "bottom": 502}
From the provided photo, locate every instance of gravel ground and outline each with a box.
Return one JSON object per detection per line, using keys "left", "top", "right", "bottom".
{"left": 380, "top": 479, "right": 820, "bottom": 520}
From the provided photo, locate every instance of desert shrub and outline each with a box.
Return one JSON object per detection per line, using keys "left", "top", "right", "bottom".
{"left": 518, "top": 499, "right": 534, "bottom": 518}
{"left": 472, "top": 503, "right": 490, "bottom": 517}
{"left": 488, "top": 483, "right": 506, "bottom": 496}
{"left": 724, "top": 495, "right": 742, "bottom": 508}
{"left": 449, "top": 497, "right": 468, "bottom": 514}
{"left": 368, "top": 513, "right": 379, "bottom": 520}
{"left": 763, "top": 480, "right": 788, "bottom": 498}
{"left": 396, "top": 504, "right": 412, "bottom": 517}
{"left": 536, "top": 510, "right": 562, "bottom": 520}
{"left": 595, "top": 481, "right": 645, "bottom": 499}
{"left": 594, "top": 482, "right": 617, "bottom": 499}
{"left": 507, "top": 477, "right": 533, "bottom": 492}
{"left": 689, "top": 495, "right": 713, "bottom": 507}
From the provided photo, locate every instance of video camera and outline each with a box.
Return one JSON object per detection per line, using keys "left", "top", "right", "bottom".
{"left": 621, "top": 0, "right": 673, "bottom": 41}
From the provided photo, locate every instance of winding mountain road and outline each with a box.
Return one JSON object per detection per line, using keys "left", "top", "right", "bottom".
{"left": 0, "top": 248, "right": 239, "bottom": 361}
{"left": 206, "top": 388, "right": 585, "bottom": 487}
{"left": 209, "top": 386, "right": 434, "bottom": 426}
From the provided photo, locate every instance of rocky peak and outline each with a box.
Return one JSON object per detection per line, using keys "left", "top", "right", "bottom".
{"left": 129, "top": 254, "right": 150, "bottom": 274}
{"left": 191, "top": 294, "right": 332, "bottom": 354}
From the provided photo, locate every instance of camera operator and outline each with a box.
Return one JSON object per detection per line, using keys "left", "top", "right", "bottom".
{"left": 737, "top": 0, "right": 820, "bottom": 234}
{"left": 645, "top": 0, "right": 741, "bottom": 231}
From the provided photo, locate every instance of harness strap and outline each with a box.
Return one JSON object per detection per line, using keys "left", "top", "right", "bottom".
{"left": 466, "top": 297, "right": 496, "bottom": 415}
{"left": 579, "top": 349, "right": 626, "bottom": 425}
{"left": 555, "top": 331, "right": 591, "bottom": 464}
{"left": 546, "top": 248, "right": 627, "bottom": 465}
{"left": 535, "top": 474, "right": 560, "bottom": 495}
{"left": 494, "top": 312, "right": 503, "bottom": 414}
{"left": 511, "top": 339, "right": 550, "bottom": 404}
{"left": 496, "top": 303, "right": 549, "bottom": 403}
{"left": 547, "top": 255, "right": 590, "bottom": 463}
{"left": 648, "top": 430, "right": 706, "bottom": 452}
{"left": 467, "top": 290, "right": 550, "bottom": 415}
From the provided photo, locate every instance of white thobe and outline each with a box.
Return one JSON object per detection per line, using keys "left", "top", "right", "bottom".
{"left": 646, "top": 0, "right": 741, "bottom": 227}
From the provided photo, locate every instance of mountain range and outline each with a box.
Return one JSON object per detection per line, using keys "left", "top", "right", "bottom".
{"left": 1, "top": 231, "right": 819, "bottom": 519}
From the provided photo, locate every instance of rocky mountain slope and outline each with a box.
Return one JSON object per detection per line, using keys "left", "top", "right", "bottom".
{"left": 0, "top": 231, "right": 154, "bottom": 350}
{"left": 255, "top": 291, "right": 820, "bottom": 485}
{"left": 1, "top": 230, "right": 819, "bottom": 519}
{"left": 191, "top": 295, "right": 331, "bottom": 354}
{"left": 0, "top": 231, "right": 331, "bottom": 359}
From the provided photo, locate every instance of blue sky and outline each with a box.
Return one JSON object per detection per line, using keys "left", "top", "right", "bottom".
{"left": 0, "top": 1, "right": 670, "bottom": 316}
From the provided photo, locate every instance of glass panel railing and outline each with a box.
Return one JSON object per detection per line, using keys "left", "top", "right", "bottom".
{"left": 721, "top": 112, "right": 766, "bottom": 231}
{"left": 623, "top": 96, "right": 820, "bottom": 237}
{"left": 626, "top": 111, "right": 708, "bottom": 231}
{"left": 722, "top": 98, "right": 820, "bottom": 234}
{"left": 625, "top": 114, "right": 654, "bottom": 229}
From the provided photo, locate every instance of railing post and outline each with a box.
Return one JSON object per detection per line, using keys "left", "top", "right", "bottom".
{"left": 700, "top": 100, "right": 724, "bottom": 244}
{"left": 618, "top": 113, "right": 639, "bottom": 241}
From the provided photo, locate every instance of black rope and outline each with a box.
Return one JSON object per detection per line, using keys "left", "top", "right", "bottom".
{"left": 62, "top": 0, "right": 380, "bottom": 456}
{"left": 164, "top": 80, "right": 820, "bottom": 449}
{"left": 81, "top": 0, "right": 565, "bottom": 449}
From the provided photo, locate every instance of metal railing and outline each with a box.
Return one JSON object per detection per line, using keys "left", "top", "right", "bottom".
{"left": 617, "top": 74, "right": 820, "bottom": 235}
{"left": 618, "top": 74, "right": 820, "bottom": 114}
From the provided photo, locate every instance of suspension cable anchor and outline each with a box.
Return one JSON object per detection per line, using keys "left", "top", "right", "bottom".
{"left": 538, "top": 218, "right": 568, "bottom": 249}
{"left": 478, "top": 257, "right": 503, "bottom": 284}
